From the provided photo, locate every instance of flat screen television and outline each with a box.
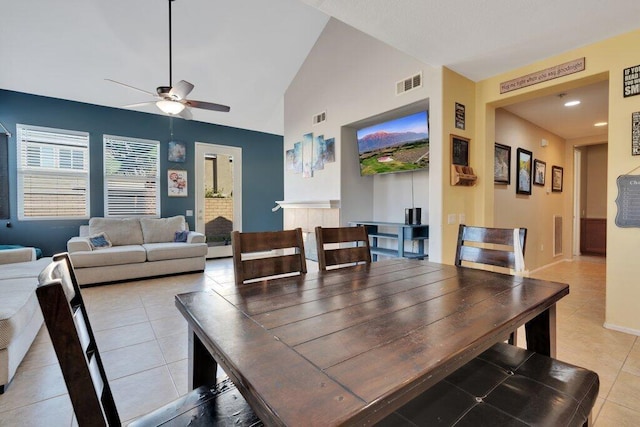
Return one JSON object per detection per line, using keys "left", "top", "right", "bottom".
{"left": 356, "top": 110, "right": 429, "bottom": 176}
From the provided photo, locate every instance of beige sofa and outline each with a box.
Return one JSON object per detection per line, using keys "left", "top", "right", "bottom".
{"left": 67, "top": 216, "right": 208, "bottom": 286}
{"left": 0, "top": 249, "right": 50, "bottom": 393}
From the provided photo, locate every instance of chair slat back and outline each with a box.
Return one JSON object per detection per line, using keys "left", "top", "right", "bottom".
{"left": 315, "top": 226, "right": 372, "bottom": 271}
{"left": 36, "top": 253, "right": 120, "bottom": 426}
{"left": 455, "top": 224, "right": 527, "bottom": 271}
{"left": 232, "top": 228, "right": 307, "bottom": 285}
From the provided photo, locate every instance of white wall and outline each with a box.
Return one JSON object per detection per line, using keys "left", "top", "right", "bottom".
{"left": 284, "top": 18, "right": 439, "bottom": 234}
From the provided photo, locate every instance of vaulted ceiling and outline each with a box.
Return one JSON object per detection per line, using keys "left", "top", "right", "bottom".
{"left": 2, "top": 0, "right": 639, "bottom": 136}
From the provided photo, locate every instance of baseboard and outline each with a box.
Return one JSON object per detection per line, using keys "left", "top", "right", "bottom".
{"left": 603, "top": 322, "right": 640, "bottom": 337}
{"left": 528, "top": 258, "right": 571, "bottom": 275}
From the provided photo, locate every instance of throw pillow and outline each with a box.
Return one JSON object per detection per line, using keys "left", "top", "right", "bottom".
{"left": 88, "top": 232, "right": 112, "bottom": 250}
{"left": 174, "top": 230, "right": 190, "bottom": 242}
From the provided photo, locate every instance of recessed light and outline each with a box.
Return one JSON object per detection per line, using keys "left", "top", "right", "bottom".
{"left": 564, "top": 100, "right": 581, "bottom": 107}
{"left": 594, "top": 122, "right": 608, "bottom": 127}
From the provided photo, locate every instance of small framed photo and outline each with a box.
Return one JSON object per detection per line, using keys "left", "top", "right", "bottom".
{"left": 451, "top": 135, "right": 470, "bottom": 166}
{"left": 168, "top": 169, "right": 188, "bottom": 197}
{"left": 494, "top": 143, "right": 511, "bottom": 184}
{"left": 552, "top": 166, "right": 564, "bottom": 192}
{"left": 533, "top": 159, "right": 546, "bottom": 186}
{"left": 516, "top": 148, "right": 532, "bottom": 195}
{"left": 168, "top": 141, "right": 186, "bottom": 162}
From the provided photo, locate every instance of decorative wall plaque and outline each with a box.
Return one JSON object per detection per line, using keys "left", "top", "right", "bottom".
{"left": 615, "top": 175, "right": 640, "bottom": 227}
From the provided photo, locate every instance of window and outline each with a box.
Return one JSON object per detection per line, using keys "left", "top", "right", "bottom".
{"left": 17, "top": 124, "right": 89, "bottom": 220}
{"left": 104, "top": 135, "right": 160, "bottom": 217}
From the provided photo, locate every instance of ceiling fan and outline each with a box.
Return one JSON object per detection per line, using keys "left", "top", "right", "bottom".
{"left": 106, "top": 0, "right": 230, "bottom": 120}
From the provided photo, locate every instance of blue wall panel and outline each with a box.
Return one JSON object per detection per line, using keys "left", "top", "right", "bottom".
{"left": 0, "top": 90, "right": 283, "bottom": 255}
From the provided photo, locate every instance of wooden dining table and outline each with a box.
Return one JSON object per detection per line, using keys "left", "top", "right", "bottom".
{"left": 174, "top": 258, "right": 569, "bottom": 426}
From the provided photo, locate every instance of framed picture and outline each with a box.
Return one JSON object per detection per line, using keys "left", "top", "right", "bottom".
{"left": 168, "top": 141, "right": 186, "bottom": 162}
{"left": 533, "top": 159, "right": 546, "bottom": 186}
{"left": 552, "top": 166, "right": 564, "bottom": 192}
{"left": 168, "top": 169, "right": 187, "bottom": 197}
{"left": 451, "top": 135, "right": 470, "bottom": 166}
{"left": 494, "top": 143, "right": 511, "bottom": 184}
{"left": 516, "top": 148, "right": 532, "bottom": 195}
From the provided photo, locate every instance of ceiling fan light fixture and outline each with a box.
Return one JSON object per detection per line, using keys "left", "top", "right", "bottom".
{"left": 156, "top": 99, "right": 185, "bottom": 115}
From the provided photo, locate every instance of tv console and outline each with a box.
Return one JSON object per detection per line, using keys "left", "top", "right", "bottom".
{"left": 348, "top": 221, "right": 428, "bottom": 261}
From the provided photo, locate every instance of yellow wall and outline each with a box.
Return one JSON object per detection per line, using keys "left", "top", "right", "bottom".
{"left": 440, "top": 68, "right": 478, "bottom": 264}
{"left": 466, "top": 29, "right": 640, "bottom": 334}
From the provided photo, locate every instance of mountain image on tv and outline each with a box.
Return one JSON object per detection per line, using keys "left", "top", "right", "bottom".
{"left": 357, "top": 111, "right": 429, "bottom": 175}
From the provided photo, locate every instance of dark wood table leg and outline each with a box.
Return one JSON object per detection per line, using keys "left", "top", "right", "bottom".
{"left": 524, "top": 305, "right": 557, "bottom": 357}
{"left": 188, "top": 326, "right": 218, "bottom": 389}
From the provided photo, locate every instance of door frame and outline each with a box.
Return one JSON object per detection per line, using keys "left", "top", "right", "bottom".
{"left": 194, "top": 142, "right": 242, "bottom": 258}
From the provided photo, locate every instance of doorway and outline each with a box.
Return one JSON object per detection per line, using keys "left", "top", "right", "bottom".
{"left": 195, "top": 143, "right": 242, "bottom": 258}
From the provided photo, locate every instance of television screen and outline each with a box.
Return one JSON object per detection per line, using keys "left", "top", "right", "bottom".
{"left": 356, "top": 111, "right": 429, "bottom": 176}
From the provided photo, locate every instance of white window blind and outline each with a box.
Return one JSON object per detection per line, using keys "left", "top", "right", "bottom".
{"left": 104, "top": 135, "right": 160, "bottom": 217}
{"left": 17, "top": 124, "right": 89, "bottom": 220}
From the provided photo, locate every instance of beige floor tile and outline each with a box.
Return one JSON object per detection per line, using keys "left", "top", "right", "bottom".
{"left": 0, "top": 394, "right": 73, "bottom": 427}
{"left": 0, "top": 364, "right": 67, "bottom": 413}
{"left": 150, "top": 313, "right": 188, "bottom": 339}
{"left": 110, "top": 365, "right": 179, "bottom": 423}
{"left": 87, "top": 306, "right": 149, "bottom": 331}
{"left": 624, "top": 343, "right": 640, "bottom": 376}
{"left": 167, "top": 359, "right": 189, "bottom": 396}
{"left": 143, "top": 299, "right": 183, "bottom": 321}
{"left": 94, "top": 321, "right": 156, "bottom": 352}
{"left": 101, "top": 340, "right": 166, "bottom": 381}
{"left": 157, "top": 332, "right": 188, "bottom": 364}
{"left": 596, "top": 400, "right": 640, "bottom": 427}
{"left": 607, "top": 370, "right": 640, "bottom": 411}
{"left": 18, "top": 338, "right": 58, "bottom": 371}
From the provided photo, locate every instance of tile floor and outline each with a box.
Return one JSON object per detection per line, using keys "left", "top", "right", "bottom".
{"left": 0, "top": 256, "right": 639, "bottom": 426}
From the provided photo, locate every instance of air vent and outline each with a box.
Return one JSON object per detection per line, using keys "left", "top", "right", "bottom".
{"left": 396, "top": 72, "right": 422, "bottom": 95}
{"left": 312, "top": 111, "right": 326, "bottom": 126}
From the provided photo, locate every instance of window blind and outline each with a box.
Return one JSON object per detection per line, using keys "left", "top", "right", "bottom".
{"left": 103, "top": 135, "right": 160, "bottom": 217}
{"left": 17, "top": 124, "right": 89, "bottom": 219}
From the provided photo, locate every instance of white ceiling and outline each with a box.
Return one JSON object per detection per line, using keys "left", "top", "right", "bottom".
{"left": 2, "top": 0, "right": 637, "bottom": 136}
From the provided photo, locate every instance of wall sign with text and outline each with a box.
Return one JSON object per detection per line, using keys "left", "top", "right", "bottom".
{"left": 624, "top": 65, "right": 640, "bottom": 98}
{"left": 615, "top": 175, "right": 640, "bottom": 227}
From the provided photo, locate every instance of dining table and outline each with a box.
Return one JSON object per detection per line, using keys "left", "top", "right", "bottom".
{"left": 174, "top": 258, "right": 569, "bottom": 426}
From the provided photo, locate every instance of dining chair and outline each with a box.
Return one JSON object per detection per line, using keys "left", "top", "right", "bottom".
{"left": 36, "top": 253, "right": 261, "bottom": 426}
{"left": 315, "top": 225, "right": 371, "bottom": 271}
{"left": 455, "top": 224, "right": 526, "bottom": 344}
{"left": 455, "top": 224, "right": 527, "bottom": 273}
{"left": 231, "top": 228, "right": 307, "bottom": 286}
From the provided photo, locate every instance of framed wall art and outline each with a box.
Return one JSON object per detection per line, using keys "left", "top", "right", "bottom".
{"left": 168, "top": 169, "right": 187, "bottom": 197}
{"left": 516, "top": 148, "right": 532, "bottom": 195}
{"left": 552, "top": 166, "right": 564, "bottom": 192}
{"left": 168, "top": 141, "right": 186, "bottom": 162}
{"left": 533, "top": 159, "right": 546, "bottom": 186}
{"left": 494, "top": 143, "right": 511, "bottom": 184}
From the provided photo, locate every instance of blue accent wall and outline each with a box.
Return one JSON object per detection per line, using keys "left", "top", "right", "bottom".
{"left": 0, "top": 89, "right": 283, "bottom": 255}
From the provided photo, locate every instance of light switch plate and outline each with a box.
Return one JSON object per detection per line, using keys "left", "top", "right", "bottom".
{"left": 186, "top": 210, "right": 193, "bottom": 217}
{"left": 447, "top": 214, "right": 457, "bottom": 224}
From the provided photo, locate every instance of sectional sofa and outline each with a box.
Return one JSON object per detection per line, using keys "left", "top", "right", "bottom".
{"left": 67, "top": 216, "right": 208, "bottom": 286}
{"left": 0, "top": 249, "right": 50, "bottom": 393}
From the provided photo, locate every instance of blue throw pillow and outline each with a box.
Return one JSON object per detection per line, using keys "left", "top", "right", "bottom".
{"left": 174, "top": 230, "right": 190, "bottom": 242}
{"left": 88, "top": 232, "right": 112, "bottom": 249}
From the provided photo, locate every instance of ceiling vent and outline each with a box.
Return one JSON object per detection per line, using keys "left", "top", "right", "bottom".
{"left": 396, "top": 72, "right": 422, "bottom": 95}
{"left": 312, "top": 111, "right": 326, "bottom": 126}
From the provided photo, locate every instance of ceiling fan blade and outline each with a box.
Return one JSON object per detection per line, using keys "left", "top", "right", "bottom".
{"left": 186, "top": 100, "right": 231, "bottom": 112}
{"left": 178, "top": 107, "right": 193, "bottom": 120}
{"left": 105, "top": 79, "right": 156, "bottom": 97}
{"left": 122, "top": 101, "right": 156, "bottom": 108}
{"left": 169, "top": 80, "right": 194, "bottom": 100}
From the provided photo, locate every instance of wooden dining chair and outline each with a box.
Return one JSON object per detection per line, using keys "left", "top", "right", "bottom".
{"left": 315, "top": 225, "right": 371, "bottom": 271}
{"left": 456, "top": 224, "right": 527, "bottom": 345}
{"left": 231, "top": 228, "right": 307, "bottom": 286}
{"left": 455, "top": 224, "right": 527, "bottom": 273}
{"left": 36, "top": 253, "right": 261, "bottom": 426}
